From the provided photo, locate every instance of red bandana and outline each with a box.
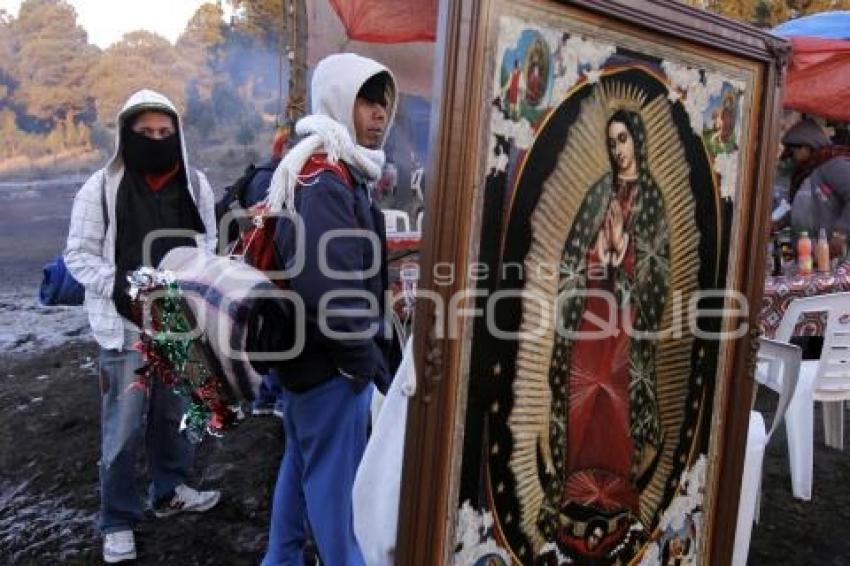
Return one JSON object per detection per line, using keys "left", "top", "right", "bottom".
{"left": 144, "top": 163, "right": 181, "bottom": 192}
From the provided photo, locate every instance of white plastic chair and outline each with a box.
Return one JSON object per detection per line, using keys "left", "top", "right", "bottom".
{"left": 775, "top": 292, "right": 850, "bottom": 501}
{"left": 382, "top": 209, "right": 410, "bottom": 234}
{"left": 733, "top": 338, "right": 801, "bottom": 566}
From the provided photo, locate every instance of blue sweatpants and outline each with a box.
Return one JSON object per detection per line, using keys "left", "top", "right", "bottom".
{"left": 262, "top": 375, "right": 372, "bottom": 566}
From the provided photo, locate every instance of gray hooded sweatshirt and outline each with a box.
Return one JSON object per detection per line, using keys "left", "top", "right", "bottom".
{"left": 783, "top": 120, "right": 850, "bottom": 236}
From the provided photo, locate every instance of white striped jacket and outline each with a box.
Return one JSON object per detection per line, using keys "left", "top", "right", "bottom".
{"left": 64, "top": 166, "right": 217, "bottom": 350}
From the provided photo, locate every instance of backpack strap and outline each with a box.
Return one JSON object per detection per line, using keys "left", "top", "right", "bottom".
{"left": 234, "top": 163, "right": 257, "bottom": 206}
{"left": 225, "top": 162, "right": 276, "bottom": 209}
{"left": 299, "top": 155, "right": 355, "bottom": 190}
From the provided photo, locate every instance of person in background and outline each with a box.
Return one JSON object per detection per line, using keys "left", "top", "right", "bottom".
{"left": 776, "top": 119, "right": 850, "bottom": 256}
{"left": 64, "top": 90, "right": 221, "bottom": 564}
{"left": 373, "top": 159, "right": 398, "bottom": 209}
{"left": 243, "top": 125, "right": 291, "bottom": 208}
{"left": 247, "top": 125, "right": 291, "bottom": 418}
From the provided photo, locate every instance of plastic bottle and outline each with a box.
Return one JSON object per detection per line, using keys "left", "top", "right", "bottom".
{"left": 798, "top": 231, "right": 813, "bottom": 275}
{"left": 778, "top": 228, "right": 794, "bottom": 275}
{"left": 766, "top": 240, "right": 776, "bottom": 276}
{"left": 816, "top": 228, "right": 831, "bottom": 272}
{"left": 772, "top": 235, "right": 782, "bottom": 276}
{"left": 833, "top": 230, "right": 848, "bottom": 267}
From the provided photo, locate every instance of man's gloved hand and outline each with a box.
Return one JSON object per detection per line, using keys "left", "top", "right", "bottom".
{"left": 112, "top": 270, "right": 136, "bottom": 323}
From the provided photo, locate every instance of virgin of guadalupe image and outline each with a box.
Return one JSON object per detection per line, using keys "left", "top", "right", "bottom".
{"left": 539, "top": 106, "right": 669, "bottom": 557}
{"left": 506, "top": 78, "right": 705, "bottom": 563}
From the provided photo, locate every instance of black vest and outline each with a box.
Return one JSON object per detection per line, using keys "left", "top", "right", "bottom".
{"left": 114, "top": 169, "right": 205, "bottom": 273}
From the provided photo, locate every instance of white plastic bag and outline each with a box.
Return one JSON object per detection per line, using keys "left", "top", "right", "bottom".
{"left": 354, "top": 338, "right": 416, "bottom": 566}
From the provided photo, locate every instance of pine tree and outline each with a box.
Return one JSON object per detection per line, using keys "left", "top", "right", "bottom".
{"left": 679, "top": 0, "right": 850, "bottom": 25}
{"left": 0, "top": 9, "right": 12, "bottom": 105}
{"left": 0, "top": 109, "right": 19, "bottom": 157}
{"left": 86, "top": 31, "right": 188, "bottom": 127}
{"left": 76, "top": 122, "right": 92, "bottom": 148}
{"left": 46, "top": 126, "right": 64, "bottom": 153}
{"left": 63, "top": 120, "right": 79, "bottom": 149}
{"left": 9, "top": 0, "right": 97, "bottom": 126}
{"left": 786, "top": 0, "right": 850, "bottom": 15}
{"left": 229, "top": 0, "right": 286, "bottom": 49}
{"left": 177, "top": 3, "right": 227, "bottom": 101}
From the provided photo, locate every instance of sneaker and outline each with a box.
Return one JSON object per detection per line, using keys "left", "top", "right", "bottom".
{"left": 154, "top": 484, "right": 221, "bottom": 518}
{"left": 103, "top": 530, "right": 136, "bottom": 563}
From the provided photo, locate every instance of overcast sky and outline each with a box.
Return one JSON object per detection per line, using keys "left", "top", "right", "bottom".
{"left": 0, "top": 0, "right": 232, "bottom": 48}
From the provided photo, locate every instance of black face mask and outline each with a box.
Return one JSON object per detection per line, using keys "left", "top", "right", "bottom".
{"left": 122, "top": 129, "right": 181, "bottom": 174}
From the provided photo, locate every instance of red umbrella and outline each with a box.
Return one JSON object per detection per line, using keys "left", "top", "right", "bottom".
{"left": 784, "top": 36, "right": 850, "bottom": 122}
{"left": 308, "top": 0, "right": 436, "bottom": 97}
{"left": 328, "top": 0, "right": 438, "bottom": 43}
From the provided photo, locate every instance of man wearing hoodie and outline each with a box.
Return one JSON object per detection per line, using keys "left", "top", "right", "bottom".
{"left": 64, "top": 90, "right": 221, "bottom": 563}
{"left": 260, "top": 53, "right": 396, "bottom": 565}
{"left": 778, "top": 119, "right": 850, "bottom": 255}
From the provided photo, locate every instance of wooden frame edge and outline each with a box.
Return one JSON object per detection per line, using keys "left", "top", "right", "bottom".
{"left": 396, "top": 2, "right": 790, "bottom": 564}
{"left": 707, "top": 36, "right": 789, "bottom": 565}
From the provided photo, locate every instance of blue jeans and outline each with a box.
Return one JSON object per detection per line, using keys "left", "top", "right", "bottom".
{"left": 98, "top": 345, "right": 193, "bottom": 534}
{"left": 262, "top": 376, "right": 372, "bottom": 566}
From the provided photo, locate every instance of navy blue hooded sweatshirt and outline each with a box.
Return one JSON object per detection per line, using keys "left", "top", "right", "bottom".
{"left": 272, "top": 164, "right": 390, "bottom": 392}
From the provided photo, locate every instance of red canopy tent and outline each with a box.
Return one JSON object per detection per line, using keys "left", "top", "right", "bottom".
{"left": 784, "top": 36, "right": 850, "bottom": 122}
{"left": 328, "top": 0, "right": 438, "bottom": 43}
{"left": 307, "top": 0, "right": 437, "bottom": 97}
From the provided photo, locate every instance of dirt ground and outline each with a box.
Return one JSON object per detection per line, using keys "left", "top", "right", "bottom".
{"left": 0, "top": 342, "right": 282, "bottom": 565}
{"left": 1, "top": 340, "right": 849, "bottom": 565}
{"left": 747, "top": 389, "right": 850, "bottom": 565}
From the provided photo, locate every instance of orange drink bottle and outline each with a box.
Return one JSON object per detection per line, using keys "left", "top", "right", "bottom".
{"left": 798, "top": 231, "right": 813, "bottom": 275}
{"left": 816, "top": 228, "right": 831, "bottom": 272}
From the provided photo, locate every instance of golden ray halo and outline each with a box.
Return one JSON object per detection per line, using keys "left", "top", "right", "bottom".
{"left": 506, "top": 77, "right": 701, "bottom": 554}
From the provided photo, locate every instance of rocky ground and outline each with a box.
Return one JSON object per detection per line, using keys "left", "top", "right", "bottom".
{"left": 0, "top": 341, "right": 282, "bottom": 565}
{"left": 747, "top": 390, "right": 850, "bottom": 565}
{"left": 2, "top": 336, "right": 849, "bottom": 564}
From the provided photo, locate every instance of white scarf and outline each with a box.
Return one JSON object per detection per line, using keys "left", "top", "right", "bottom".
{"left": 265, "top": 114, "right": 385, "bottom": 212}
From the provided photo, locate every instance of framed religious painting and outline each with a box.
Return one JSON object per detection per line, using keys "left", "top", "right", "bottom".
{"left": 399, "top": 1, "right": 788, "bottom": 564}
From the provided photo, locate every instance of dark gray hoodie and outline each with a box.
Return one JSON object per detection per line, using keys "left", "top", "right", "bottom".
{"left": 784, "top": 121, "right": 850, "bottom": 235}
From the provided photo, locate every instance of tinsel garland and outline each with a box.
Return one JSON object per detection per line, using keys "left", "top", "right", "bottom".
{"left": 129, "top": 268, "right": 241, "bottom": 442}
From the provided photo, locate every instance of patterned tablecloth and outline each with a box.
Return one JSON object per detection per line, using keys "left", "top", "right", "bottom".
{"left": 759, "top": 262, "right": 850, "bottom": 338}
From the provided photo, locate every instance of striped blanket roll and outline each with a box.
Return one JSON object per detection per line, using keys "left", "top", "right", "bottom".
{"left": 158, "top": 247, "right": 292, "bottom": 402}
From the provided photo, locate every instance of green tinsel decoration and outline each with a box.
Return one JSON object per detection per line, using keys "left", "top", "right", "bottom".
{"left": 144, "top": 281, "right": 233, "bottom": 442}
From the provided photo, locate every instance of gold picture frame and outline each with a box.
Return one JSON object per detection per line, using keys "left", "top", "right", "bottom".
{"left": 400, "top": 1, "right": 787, "bottom": 564}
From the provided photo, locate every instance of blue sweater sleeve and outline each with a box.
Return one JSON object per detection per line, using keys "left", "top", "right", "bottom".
{"left": 276, "top": 172, "right": 383, "bottom": 378}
